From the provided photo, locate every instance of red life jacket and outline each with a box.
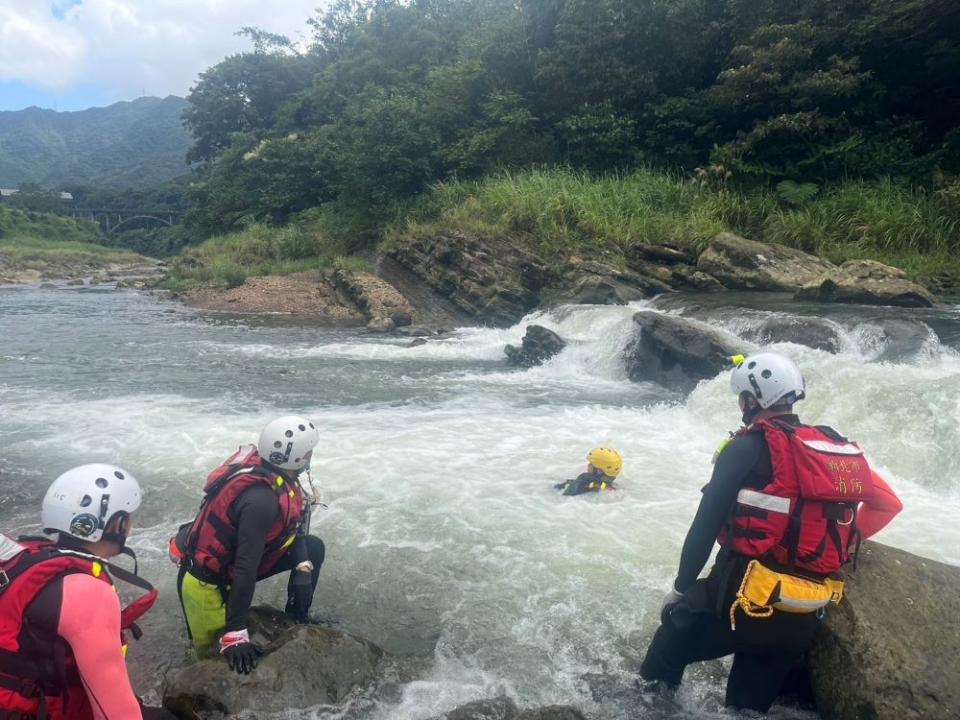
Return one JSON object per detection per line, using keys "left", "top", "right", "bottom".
{"left": 173, "top": 445, "right": 307, "bottom": 582}
{"left": 0, "top": 536, "right": 156, "bottom": 720}
{"left": 718, "top": 418, "right": 875, "bottom": 575}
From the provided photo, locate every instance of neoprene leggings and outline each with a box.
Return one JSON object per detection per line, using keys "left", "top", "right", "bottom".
{"left": 640, "top": 587, "right": 820, "bottom": 713}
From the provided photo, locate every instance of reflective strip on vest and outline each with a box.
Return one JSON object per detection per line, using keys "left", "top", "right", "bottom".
{"left": 799, "top": 439, "right": 863, "bottom": 455}
{"left": 737, "top": 489, "right": 791, "bottom": 514}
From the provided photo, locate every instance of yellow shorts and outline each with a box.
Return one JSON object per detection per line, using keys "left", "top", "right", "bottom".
{"left": 178, "top": 571, "right": 227, "bottom": 655}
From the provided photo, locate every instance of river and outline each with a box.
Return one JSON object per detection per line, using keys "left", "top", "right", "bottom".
{"left": 1, "top": 284, "right": 958, "bottom": 720}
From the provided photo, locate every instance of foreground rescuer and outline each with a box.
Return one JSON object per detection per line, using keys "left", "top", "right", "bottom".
{"left": 639, "top": 353, "right": 903, "bottom": 713}
{"left": 170, "top": 416, "right": 325, "bottom": 675}
{"left": 0, "top": 464, "right": 171, "bottom": 720}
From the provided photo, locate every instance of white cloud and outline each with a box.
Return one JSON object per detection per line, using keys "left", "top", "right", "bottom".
{"left": 0, "top": 0, "right": 324, "bottom": 98}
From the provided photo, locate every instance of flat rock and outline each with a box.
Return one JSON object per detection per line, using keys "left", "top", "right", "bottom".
{"left": 388, "top": 232, "right": 552, "bottom": 325}
{"left": 505, "top": 325, "right": 567, "bottom": 367}
{"left": 329, "top": 267, "right": 415, "bottom": 327}
{"left": 747, "top": 316, "right": 844, "bottom": 353}
{"left": 163, "top": 607, "right": 385, "bottom": 718}
{"left": 697, "top": 232, "right": 835, "bottom": 291}
{"left": 807, "top": 542, "right": 960, "bottom": 720}
{"left": 624, "top": 310, "right": 739, "bottom": 391}
{"left": 795, "top": 259, "right": 936, "bottom": 308}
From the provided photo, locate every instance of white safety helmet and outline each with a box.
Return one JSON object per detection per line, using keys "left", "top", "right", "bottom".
{"left": 41, "top": 464, "right": 142, "bottom": 542}
{"left": 730, "top": 352, "right": 806, "bottom": 409}
{"left": 258, "top": 415, "right": 319, "bottom": 471}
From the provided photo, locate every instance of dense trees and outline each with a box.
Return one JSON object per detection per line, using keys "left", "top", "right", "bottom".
{"left": 183, "top": 0, "right": 960, "bottom": 237}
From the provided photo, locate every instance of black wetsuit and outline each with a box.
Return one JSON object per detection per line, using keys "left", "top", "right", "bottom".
{"left": 557, "top": 472, "right": 614, "bottom": 496}
{"left": 640, "top": 415, "right": 820, "bottom": 714}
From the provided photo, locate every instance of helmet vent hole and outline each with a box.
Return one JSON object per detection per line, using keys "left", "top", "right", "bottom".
{"left": 747, "top": 361, "right": 757, "bottom": 369}
{"left": 298, "top": 424, "right": 305, "bottom": 431}
{"left": 761, "top": 369, "right": 772, "bottom": 379}
{"left": 274, "top": 440, "right": 282, "bottom": 448}
{"left": 294, "top": 457, "right": 301, "bottom": 464}
{"left": 80, "top": 495, "right": 92, "bottom": 507}
{"left": 95, "top": 477, "right": 109, "bottom": 488}
{"left": 285, "top": 430, "right": 294, "bottom": 438}
{"left": 114, "top": 471, "right": 124, "bottom": 480}
{"left": 309, "top": 423, "right": 315, "bottom": 429}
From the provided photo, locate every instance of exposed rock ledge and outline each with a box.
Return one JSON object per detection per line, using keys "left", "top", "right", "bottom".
{"left": 808, "top": 541, "right": 960, "bottom": 720}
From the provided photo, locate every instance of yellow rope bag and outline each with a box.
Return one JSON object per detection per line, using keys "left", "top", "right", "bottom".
{"left": 730, "top": 559, "right": 844, "bottom": 630}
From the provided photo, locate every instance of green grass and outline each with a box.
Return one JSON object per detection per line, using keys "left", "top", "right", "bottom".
{"left": 0, "top": 206, "right": 140, "bottom": 267}
{"left": 166, "top": 220, "right": 367, "bottom": 289}
{"left": 386, "top": 168, "right": 960, "bottom": 279}
{"left": 0, "top": 205, "right": 104, "bottom": 245}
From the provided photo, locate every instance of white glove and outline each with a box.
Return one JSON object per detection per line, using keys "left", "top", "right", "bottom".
{"left": 660, "top": 583, "right": 684, "bottom": 615}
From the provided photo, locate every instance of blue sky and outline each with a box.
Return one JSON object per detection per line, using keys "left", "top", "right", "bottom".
{"left": 0, "top": 0, "right": 322, "bottom": 112}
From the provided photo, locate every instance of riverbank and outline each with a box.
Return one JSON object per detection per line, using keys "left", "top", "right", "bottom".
{"left": 160, "top": 169, "right": 960, "bottom": 321}
{"left": 0, "top": 206, "right": 164, "bottom": 284}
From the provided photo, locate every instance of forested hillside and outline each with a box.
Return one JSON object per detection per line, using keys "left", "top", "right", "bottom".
{"left": 183, "top": 0, "right": 960, "bottom": 238}
{"left": 0, "top": 96, "right": 191, "bottom": 190}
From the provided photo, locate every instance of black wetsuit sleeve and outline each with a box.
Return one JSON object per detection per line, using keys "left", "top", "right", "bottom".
{"left": 674, "top": 435, "right": 763, "bottom": 593}
{"left": 563, "top": 473, "right": 597, "bottom": 496}
{"left": 226, "top": 484, "right": 279, "bottom": 631}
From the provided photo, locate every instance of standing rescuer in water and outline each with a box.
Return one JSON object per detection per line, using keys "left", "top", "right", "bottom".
{"left": 0, "top": 464, "right": 173, "bottom": 720}
{"left": 639, "top": 352, "right": 903, "bottom": 714}
{"left": 169, "top": 416, "right": 325, "bottom": 675}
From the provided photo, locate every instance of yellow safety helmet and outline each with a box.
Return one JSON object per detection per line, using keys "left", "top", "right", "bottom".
{"left": 587, "top": 447, "right": 623, "bottom": 479}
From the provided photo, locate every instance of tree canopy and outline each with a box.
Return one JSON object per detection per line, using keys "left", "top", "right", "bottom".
{"left": 183, "top": 0, "right": 960, "bottom": 236}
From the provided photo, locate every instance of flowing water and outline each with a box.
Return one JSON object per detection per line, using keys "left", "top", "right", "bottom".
{"left": 2, "top": 284, "right": 959, "bottom": 720}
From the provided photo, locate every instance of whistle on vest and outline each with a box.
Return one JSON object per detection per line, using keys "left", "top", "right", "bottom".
{"left": 712, "top": 431, "right": 737, "bottom": 464}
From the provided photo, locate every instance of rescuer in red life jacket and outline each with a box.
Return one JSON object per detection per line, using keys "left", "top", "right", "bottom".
{"left": 170, "top": 415, "right": 325, "bottom": 675}
{"left": 639, "top": 352, "right": 903, "bottom": 714}
{"left": 0, "top": 464, "right": 173, "bottom": 720}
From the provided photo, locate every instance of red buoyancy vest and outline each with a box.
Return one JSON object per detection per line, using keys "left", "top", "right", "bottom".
{"left": 718, "top": 419, "right": 875, "bottom": 575}
{"left": 0, "top": 537, "right": 156, "bottom": 720}
{"left": 177, "top": 445, "right": 307, "bottom": 581}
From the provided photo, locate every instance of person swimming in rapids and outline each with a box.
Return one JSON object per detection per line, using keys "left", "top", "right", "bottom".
{"left": 554, "top": 447, "right": 623, "bottom": 496}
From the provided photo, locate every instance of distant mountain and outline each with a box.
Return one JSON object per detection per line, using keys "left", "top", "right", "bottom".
{"left": 0, "top": 96, "right": 192, "bottom": 190}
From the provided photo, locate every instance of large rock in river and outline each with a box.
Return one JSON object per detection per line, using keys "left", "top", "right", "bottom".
{"left": 807, "top": 542, "right": 960, "bottom": 720}
{"left": 505, "top": 325, "right": 567, "bottom": 367}
{"left": 430, "top": 697, "right": 587, "bottom": 720}
{"left": 795, "top": 259, "right": 936, "bottom": 308}
{"left": 624, "top": 310, "right": 740, "bottom": 391}
{"left": 163, "top": 607, "right": 386, "bottom": 718}
{"left": 697, "top": 233, "right": 836, "bottom": 291}
{"left": 388, "top": 232, "right": 552, "bottom": 325}
{"left": 746, "top": 315, "right": 844, "bottom": 353}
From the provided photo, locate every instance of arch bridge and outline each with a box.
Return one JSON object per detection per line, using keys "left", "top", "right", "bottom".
{"left": 70, "top": 208, "right": 182, "bottom": 234}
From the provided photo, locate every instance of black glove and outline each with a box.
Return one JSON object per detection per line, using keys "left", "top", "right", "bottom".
{"left": 286, "top": 569, "right": 314, "bottom": 623}
{"left": 224, "top": 642, "right": 262, "bottom": 674}
{"left": 554, "top": 482, "right": 568, "bottom": 490}
{"left": 219, "top": 629, "right": 262, "bottom": 674}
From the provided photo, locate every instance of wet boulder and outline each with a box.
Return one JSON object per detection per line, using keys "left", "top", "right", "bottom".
{"left": 795, "top": 259, "right": 936, "bottom": 308}
{"left": 697, "top": 233, "right": 835, "bottom": 291}
{"left": 163, "top": 607, "right": 386, "bottom": 718}
{"left": 505, "top": 325, "right": 567, "bottom": 368}
{"left": 747, "top": 316, "right": 844, "bottom": 353}
{"left": 872, "top": 318, "right": 934, "bottom": 362}
{"left": 807, "top": 542, "right": 960, "bottom": 720}
{"left": 430, "top": 698, "right": 587, "bottom": 720}
{"left": 624, "top": 310, "right": 739, "bottom": 391}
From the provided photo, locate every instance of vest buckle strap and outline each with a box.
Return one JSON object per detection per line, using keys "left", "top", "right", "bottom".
{"left": 0, "top": 570, "right": 9, "bottom": 590}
